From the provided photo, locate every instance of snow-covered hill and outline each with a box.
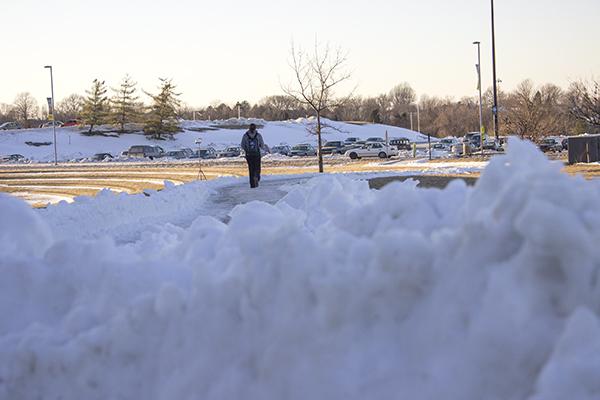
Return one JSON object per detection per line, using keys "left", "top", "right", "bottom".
{"left": 0, "top": 118, "right": 432, "bottom": 162}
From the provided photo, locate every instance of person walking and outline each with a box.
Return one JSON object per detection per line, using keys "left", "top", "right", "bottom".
{"left": 240, "top": 123, "right": 268, "bottom": 188}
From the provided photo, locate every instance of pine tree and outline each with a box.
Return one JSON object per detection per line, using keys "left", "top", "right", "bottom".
{"left": 110, "top": 74, "right": 140, "bottom": 133}
{"left": 144, "top": 78, "right": 181, "bottom": 140}
{"left": 81, "top": 79, "right": 108, "bottom": 135}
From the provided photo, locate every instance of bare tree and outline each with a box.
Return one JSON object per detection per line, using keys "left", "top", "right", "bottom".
{"left": 568, "top": 79, "right": 600, "bottom": 128}
{"left": 259, "top": 95, "right": 301, "bottom": 120}
{"left": 504, "top": 80, "right": 564, "bottom": 140}
{"left": 13, "top": 92, "right": 39, "bottom": 127}
{"left": 360, "top": 97, "right": 382, "bottom": 123}
{"left": 56, "top": 94, "right": 85, "bottom": 121}
{"left": 0, "top": 103, "right": 15, "bottom": 123}
{"left": 283, "top": 40, "right": 353, "bottom": 173}
{"left": 374, "top": 94, "right": 391, "bottom": 124}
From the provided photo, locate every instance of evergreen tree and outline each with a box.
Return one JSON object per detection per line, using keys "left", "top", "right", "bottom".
{"left": 111, "top": 74, "right": 140, "bottom": 133}
{"left": 81, "top": 79, "right": 108, "bottom": 134}
{"left": 144, "top": 78, "right": 181, "bottom": 140}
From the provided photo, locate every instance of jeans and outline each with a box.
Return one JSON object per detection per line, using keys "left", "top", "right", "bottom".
{"left": 245, "top": 155, "right": 261, "bottom": 188}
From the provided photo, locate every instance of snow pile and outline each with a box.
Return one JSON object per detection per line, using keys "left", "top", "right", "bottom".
{"left": 1, "top": 139, "right": 600, "bottom": 399}
{"left": 41, "top": 179, "right": 219, "bottom": 243}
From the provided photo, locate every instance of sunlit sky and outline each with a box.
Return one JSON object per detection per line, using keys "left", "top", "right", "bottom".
{"left": 1, "top": 0, "right": 599, "bottom": 108}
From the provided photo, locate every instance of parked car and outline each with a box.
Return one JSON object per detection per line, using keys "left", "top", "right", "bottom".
{"left": 290, "top": 143, "right": 317, "bottom": 156}
{"left": 92, "top": 153, "right": 114, "bottom": 161}
{"left": 128, "top": 145, "right": 165, "bottom": 159}
{"left": 181, "top": 148, "right": 195, "bottom": 158}
{"left": 217, "top": 146, "right": 242, "bottom": 158}
{"left": 366, "top": 137, "right": 385, "bottom": 143}
{"left": 271, "top": 145, "right": 292, "bottom": 156}
{"left": 438, "top": 137, "right": 460, "bottom": 150}
{"left": 321, "top": 141, "right": 346, "bottom": 155}
{"left": 196, "top": 147, "right": 218, "bottom": 159}
{"left": 0, "top": 122, "right": 21, "bottom": 130}
{"left": 389, "top": 138, "right": 412, "bottom": 150}
{"left": 483, "top": 138, "right": 503, "bottom": 151}
{"left": 0, "top": 154, "right": 25, "bottom": 162}
{"left": 40, "top": 121, "right": 64, "bottom": 128}
{"left": 463, "top": 132, "right": 482, "bottom": 149}
{"left": 344, "top": 137, "right": 360, "bottom": 144}
{"left": 345, "top": 143, "right": 398, "bottom": 159}
{"left": 166, "top": 150, "right": 188, "bottom": 159}
{"left": 538, "top": 138, "right": 563, "bottom": 153}
{"left": 62, "top": 119, "right": 80, "bottom": 127}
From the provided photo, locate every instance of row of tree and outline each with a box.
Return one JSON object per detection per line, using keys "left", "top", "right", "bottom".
{"left": 77, "top": 76, "right": 181, "bottom": 139}
{"left": 184, "top": 79, "right": 599, "bottom": 141}
{"left": 0, "top": 76, "right": 181, "bottom": 140}
{"left": 1, "top": 78, "right": 599, "bottom": 141}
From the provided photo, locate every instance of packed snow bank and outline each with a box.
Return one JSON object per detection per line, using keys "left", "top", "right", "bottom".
{"left": 1, "top": 139, "right": 600, "bottom": 399}
{"left": 39, "top": 178, "right": 237, "bottom": 243}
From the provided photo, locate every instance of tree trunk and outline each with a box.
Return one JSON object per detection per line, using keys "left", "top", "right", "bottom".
{"left": 317, "top": 112, "right": 324, "bottom": 173}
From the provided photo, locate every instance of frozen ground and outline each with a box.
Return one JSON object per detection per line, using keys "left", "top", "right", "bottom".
{"left": 1, "top": 139, "right": 600, "bottom": 399}
{"left": 0, "top": 154, "right": 486, "bottom": 207}
{"left": 0, "top": 117, "right": 431, "bottom": 163}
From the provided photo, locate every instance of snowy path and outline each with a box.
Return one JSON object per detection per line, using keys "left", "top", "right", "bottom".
{"left": 41, "top": 173, "right": 473, "bottom": 244}
{"left": 41, "top": 176, "right": 312, "bottom": 243}
{"left": 206, "top": 177, "right": 309, "bottom": 222}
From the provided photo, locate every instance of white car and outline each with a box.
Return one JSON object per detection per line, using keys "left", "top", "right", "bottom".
{"left": 345, "top": 143, "right": 398, "bottom": 159}
{"left": 0, "top": 122, "right": 21, "bottom": 130}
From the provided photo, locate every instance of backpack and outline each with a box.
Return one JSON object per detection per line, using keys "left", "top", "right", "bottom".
{"left": 246, "top": 133, "right": 261, "bottom": 156}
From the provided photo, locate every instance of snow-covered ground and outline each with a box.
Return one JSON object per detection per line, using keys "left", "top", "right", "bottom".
{"left": 0, "top": 117, "right": 432, "bottom": 163}
{"left": 1, "top": 139, "right": 599, "bottom": 399}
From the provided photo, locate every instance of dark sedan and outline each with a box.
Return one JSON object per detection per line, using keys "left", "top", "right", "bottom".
{"left": 538, "top": 138, "right": 563, "bottom": 153}
{"left": 321, "top": 141, "right": 345, "bottom": 155}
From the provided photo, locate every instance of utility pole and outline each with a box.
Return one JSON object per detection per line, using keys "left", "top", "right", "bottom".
{"left": 473, "top": 41, "right": 484, "bottom": 153}
{"left": 44, "top": 65, "right": 58, "bottom": 165}
{"left": 491, "top": 0, "right": 500, "bottom": 140}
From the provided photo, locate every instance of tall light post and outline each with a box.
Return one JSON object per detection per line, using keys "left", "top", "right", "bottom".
{"left": 490, "top": 0, "right": 500, "bottom": 140}
{"left": 44, "top": 65, "right": 58, "bottom": 165}
{"left": 414, "top": 101, "right": 429, "bottom": 160}
{"left": 235, "top": 101, "right": 242, "bottom": 120}
{"left": 473, "top": 41, "right": 484, "bottom": 153}
{"left": 418, "top": 108, "right": 421, "bottom": 135}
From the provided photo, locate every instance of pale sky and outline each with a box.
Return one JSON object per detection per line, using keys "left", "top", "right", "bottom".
{"left": 1, "top": 0, "right": 599, "bottom": 108}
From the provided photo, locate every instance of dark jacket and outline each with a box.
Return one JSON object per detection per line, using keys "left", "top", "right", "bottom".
{"left": 241, "top": 131, "right": 268, "bottom": 157}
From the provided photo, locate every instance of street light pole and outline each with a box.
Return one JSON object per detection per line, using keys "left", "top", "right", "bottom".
{"left": 491, "top": 0, "right": 500, "bottom": 140}
{"left": 235, "top": 101, "right": 241, "bottom": 120}
{"left": 416, "top": 102, "right": 420, "bottom": 133}
{"left": 473, "top": 41, "right": 484, "bottom": 153}
{"left": 44, "top": 65, "right": 58, "bottom": 165}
